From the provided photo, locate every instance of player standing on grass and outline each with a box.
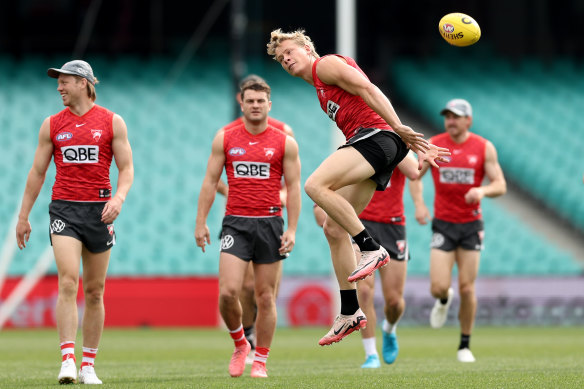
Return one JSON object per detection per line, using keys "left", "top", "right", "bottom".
{"left": 415, "top": 99, "right": 506, "bottom": 362}
{"left": 215, "top": 74, "right": 294, "bottom": 364}
{"left": 267, "top": 29, "right": 450, "bottom": 346}
{"left": 195, "top": 79, "right": 301, "bottom": 378}
{"left": 15, "top": 60, "right": 134, "bottom": 384}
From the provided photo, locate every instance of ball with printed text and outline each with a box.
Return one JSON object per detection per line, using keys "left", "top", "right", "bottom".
{"left": 438, "top": 13, "right": 481, "bottom": 47}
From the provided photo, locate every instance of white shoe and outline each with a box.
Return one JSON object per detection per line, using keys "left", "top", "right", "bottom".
{"left": 78, "top": 365, "right": 103, "bottom": 384}
{"left": 457, "top": 348, "right": 476, "bottom": 362}
{"left": 58, "top": 358, "right": 77, "bottom": 384}
{"left": 430, "top": 287, "right": 453, "bottom": 329}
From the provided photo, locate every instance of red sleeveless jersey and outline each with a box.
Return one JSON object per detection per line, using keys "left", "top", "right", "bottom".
{"left": 50, "top": 105, "right": 114, "bottom": 202}
{"left": 429, "top": 132, "right": 487, "bottom": 223}
{"left": 223, "top": 124, "right": 287, "bottom": 217}
{"left": 312, "top": 55, "right": 392, "bottom": 140}
{"left": 359, "top": 168, "right": 406, "bottom": 225}
{"left": 223, "top": 116, "right": 288, "bottom": 133}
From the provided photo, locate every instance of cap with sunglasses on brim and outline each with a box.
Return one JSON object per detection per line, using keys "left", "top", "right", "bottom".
{"left": 47, "top": 60, "right": 96, "bottom": 85}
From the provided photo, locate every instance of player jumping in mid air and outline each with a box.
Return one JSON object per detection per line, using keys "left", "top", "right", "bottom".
{"left": 267, "top": 28, "right": 450, "bottom": 346}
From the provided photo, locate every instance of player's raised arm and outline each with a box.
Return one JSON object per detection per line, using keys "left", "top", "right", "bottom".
{"left": 315, "top": 56, "right": 430, "bottom": 154}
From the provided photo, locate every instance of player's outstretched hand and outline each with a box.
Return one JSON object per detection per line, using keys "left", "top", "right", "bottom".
{"left": 194, "top": 224, "right": 211, "bottom": 253}
{"left": 393, "top": 124, "right": 429, "bottom": 154}
{"left": 417, "top": 144, "right": 451, "bottom": 170}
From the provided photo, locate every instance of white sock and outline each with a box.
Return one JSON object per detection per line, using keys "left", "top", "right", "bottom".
{"left": 383, "top": 320, "right": 397, "bottom": 334}
{"left": 362, "top": 337, "right": 378, "bottom": 357}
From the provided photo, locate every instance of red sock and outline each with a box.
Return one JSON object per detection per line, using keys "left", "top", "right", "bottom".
{"left": 254, "top": 347, "right": 269, "bottom": 364}
{"left": 81, "top": 347, "right": 98, "bottom": 369}
{"left": 228, "top": 325, "right": 248, "bottom": 348}
{"left": 60, "top": 341, "right": 76, "bottom": 362}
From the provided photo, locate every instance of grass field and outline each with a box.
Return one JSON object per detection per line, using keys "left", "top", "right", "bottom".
{"left": 1, "top": 326, "right": 583, "bottom": 388}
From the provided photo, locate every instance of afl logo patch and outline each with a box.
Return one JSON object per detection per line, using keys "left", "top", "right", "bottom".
{"left": 56, "top": 132, "right": 73, "bottom": 142}
{"left": 442, "top": 23, "right": 455, "bottom": 33}
{"left": 221, "top": 235, "right": 234, "bottom": 250}
{"left": 229, "top": 147, "right": 246, "bottom": 156}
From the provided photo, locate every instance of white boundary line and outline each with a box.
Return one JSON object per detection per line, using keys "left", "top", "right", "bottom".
{"left": 0, "top": 208, "right": 20, "bottom": 294}
{"left": 0, "top": 246, "right": 54, "bottom": 330}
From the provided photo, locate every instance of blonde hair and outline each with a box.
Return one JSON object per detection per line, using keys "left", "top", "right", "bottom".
{"left": 75, "top": 75, "right": 99, "bottom": 101}
{"left": 266, "top": 28, "right": 319, "bottom": 60}
{"left": 87, "top": 77, "right": 99, "bottom": 101}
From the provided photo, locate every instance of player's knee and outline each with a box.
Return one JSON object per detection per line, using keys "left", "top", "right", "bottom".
{"left": 303, "top": 176, "right": 322, "bottom": 201}
{"left": 58, "top": 277, "right": 79, "bottom": 299}
{"left": 385, "top": 295, "right": 403, "bottom": 311}
{"left": 322, "top": 219, "right": 346, "bottom": 241}
{"left": 458, "top": 282, "right": 475, "bottom": 299}
{"left": 357, "top": 281, "right": 374, "bottom": 302}
{"left": 219, "top": 287, "right": 239, "bottom": 305}
{"left": 430, "top": 283, "right": 449, "bottom": 298}
{"left": 241, "top": 280, "right": 255, "bottom": 294}
{"left": 84, "top": 283, "right": 105, "bottom": 306}
{"left": 254, "top": 288, "right": 275, "bottom": 310}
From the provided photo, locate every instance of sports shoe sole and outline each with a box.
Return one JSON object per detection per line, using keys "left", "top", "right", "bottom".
{"left": 58, "top": 377, "right": 77, "bottom": 385}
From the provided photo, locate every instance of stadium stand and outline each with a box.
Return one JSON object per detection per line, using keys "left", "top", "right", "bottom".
{"left": 391, "top": 54, "right": 584, "bottom": 231}
{"left": 1, "top": 55, "right": 581, "bottom": 278}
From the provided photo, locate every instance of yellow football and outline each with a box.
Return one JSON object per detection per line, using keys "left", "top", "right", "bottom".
{"left": 438, "top": 13, "right": 481, "bottom": 47}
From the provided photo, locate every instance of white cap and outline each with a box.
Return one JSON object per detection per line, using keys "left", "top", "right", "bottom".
{"left": 440, "top": 98, "right": 472, "bottom": 117}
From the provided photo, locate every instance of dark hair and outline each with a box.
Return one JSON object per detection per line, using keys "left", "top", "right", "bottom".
{"left": 240, "top": 79, "right": 271, "bottom": 100}
{"left": 238, "top": 74, "right": 266, "bottom": 89}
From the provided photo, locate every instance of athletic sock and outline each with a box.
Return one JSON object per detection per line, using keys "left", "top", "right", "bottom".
{"left": 340, "top": 289, "right": 360, "bottom": 315}
{"left": 352, "top": 229, "right": 380, "bottom": 252}
{"left": 459, "top": 334, "right": 471, "bottom": 350}
{"left": 243, "top": 326, "right": 256, "bottom": 350}
{"left": 60, "top": 341, "right": 76, "bottom": 362}
{"left": 254, "top": 347, "right": 269, "bottom": 364}
{"left": 362, "top": 337, "right": 378, "bottom": 357}
{"left": 81, "top": 347, "right": 98, "bottom": 369}
{"left": 229, "top": 325, "right": 248, "bottom": 348}
{"left": 383, "top": 320, "right": 397, "bottom": 334}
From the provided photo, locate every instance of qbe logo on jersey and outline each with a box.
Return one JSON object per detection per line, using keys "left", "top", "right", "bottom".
{"left": 61, "top": 145, "right": 99, "bottom": 163}
{"left": 233, "top": 161, "right": 270, "bottom": 179}
{"left": 439, "top": 167, "right": 474, "bottom": 185}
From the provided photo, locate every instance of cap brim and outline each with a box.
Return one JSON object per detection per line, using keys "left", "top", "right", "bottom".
{"left": 440, "top": 108, "right": 466, "bottom": 116}
{"left": 47, "top": 68, "right": 82, "bottom": 79}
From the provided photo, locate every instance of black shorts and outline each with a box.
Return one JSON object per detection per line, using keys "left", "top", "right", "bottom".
{"left": 340, "top": 128, "right": 409, "bottom": 190}
{"left": 49, "top": 200, "right": 116, "bottom": 253}
{"left": 220, "top": 215, "right": 286, "bottom": 263}
{"left": 430, "top": 218, "right": 484, "bottom": 252}
{"left": 362, "top": 219, "right": 410, "bottom": 261}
